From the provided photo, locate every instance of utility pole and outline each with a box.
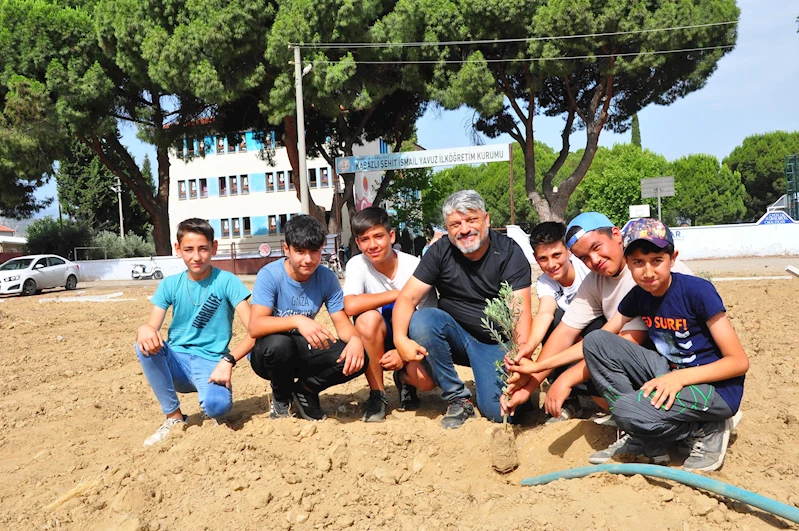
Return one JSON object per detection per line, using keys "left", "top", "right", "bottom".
{"left": 292, "top": 45, "right": 310, "bottom": 215}
{"left": 112, "top": 176, "right": 124, "bottom": 239}
{"left": 509, "top": 143, "right": 515, "bottom": 225}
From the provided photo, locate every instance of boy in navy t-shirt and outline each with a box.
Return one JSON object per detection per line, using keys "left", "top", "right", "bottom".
{"left": 582, "top": 218, "right": 749, "bottom": 471}
{"left": 248, "top": 215, "right": 367, "bottom": 421}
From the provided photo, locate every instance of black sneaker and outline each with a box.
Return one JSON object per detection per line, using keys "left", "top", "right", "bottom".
{"left": 393, "top": 370, "right": 420, "bottom": 411}
{"left": 362, "top": 390, "right": 388, "bottom": 422}
{"left": 441, "top": 397, "right": 475, "bottom": 429}
{"left": 293, "top": 385, "right": 327, "bottom": 421}
{"left": 269, "top": 397, "right": 293, "bottom": 419}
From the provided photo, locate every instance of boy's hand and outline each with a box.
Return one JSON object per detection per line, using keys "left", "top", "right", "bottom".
{"left": 506, "top": 356, "right": 539, "bottom": 375}
{"left": 208, "top": 360, "right": 233, "bottom": 388}
{"left": 544, "top": 378, "right": 572, "bottom": 418}
{"left": 137, "top": 324, "right": 164, "bottom": 355}
{"left": 394, "top": 336, "right": 427, "bottom": 363}
{"left": 380, "top": 349, "right": 404, "bottom": 371}
{"left": 513, "top": 341, "right": 537, "bottom": 363}
{"left": 505, "top": 370, "right": 531, "bottom": 394}
{"left": 501, "top": 386, "right": 531, "bottom": 417}
{"left": 640, "top": 372, "right": 684, "bottom": 410}
{"left": 337, "top": 336, "right": 365, "bottom": 376}
{"left": 296, "top": 316, "right": 336, "bottom": 350}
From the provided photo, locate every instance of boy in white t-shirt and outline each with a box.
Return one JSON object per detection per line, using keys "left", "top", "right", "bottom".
{"left": 343, "top": 207, "right": 436, "bottom": 422}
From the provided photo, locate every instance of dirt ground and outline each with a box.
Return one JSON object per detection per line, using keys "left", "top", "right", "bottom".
{"left": 1, "top": 257, "right": 799, "bottom": 531}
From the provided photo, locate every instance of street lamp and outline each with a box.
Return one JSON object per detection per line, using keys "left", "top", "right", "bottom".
{"left": 291, "top": 45, "right": 312, "bottom": 215}
{"left": 110, "top": 176, "right": 124, "bottom": 239}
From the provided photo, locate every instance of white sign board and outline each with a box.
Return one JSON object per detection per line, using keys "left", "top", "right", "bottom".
{"left": 629, "top": 204, "right": 651, "bottom": 219}
{"left": 641, "top": 176, "right": 675, "bottom": 199}
{"left": 336, "top": 144, "right": 510, "bottom": 173}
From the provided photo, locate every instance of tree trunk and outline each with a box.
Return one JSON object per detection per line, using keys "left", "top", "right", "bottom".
{"left": 282, "top": 116, "right": 325, "bottom": 224}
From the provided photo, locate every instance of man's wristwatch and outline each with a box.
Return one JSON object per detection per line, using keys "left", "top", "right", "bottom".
{"left": 221, "top": 353, "right": 236, "bottom": 366}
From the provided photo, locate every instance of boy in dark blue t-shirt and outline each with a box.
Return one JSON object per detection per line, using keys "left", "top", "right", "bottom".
{"left": 248, "top": 215, "right": 367, "bottom": 421}
{"left": 582, "top": 218, "right": 749, "bottom": 471}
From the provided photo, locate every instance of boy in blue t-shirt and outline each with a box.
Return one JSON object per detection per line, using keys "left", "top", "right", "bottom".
{"left": 248, "top": 215, "right": 367, "bottom": 421}
{"left": 582, "top": 218, "right": 749, "bottom": 471}
{"left": 136, "top": 218, "right": 253, "bottom": 447}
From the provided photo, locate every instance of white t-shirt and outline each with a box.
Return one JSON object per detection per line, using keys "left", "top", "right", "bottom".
{"left": 561, "top": 260, "right": 693, "bottom": 332}
{"left": 343, "top": 251, "right": 437, "bottom": 310}
{"left": 535, "top": 255, "right": 591, "bottom": 312}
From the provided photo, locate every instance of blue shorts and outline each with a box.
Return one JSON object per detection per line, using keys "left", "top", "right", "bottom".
{"left": 354, "top": 304, "right": 395, "bottom": 352}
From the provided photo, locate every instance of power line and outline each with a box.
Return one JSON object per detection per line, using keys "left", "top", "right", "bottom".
{"left": 290, "top": 21, "right": 736, "bottom": 49}
{"left": 307, "top": 44, "right": 735, "bottom": 65}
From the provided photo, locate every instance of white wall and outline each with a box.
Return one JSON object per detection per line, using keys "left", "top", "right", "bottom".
{"left": 77, "top": 257, "right": 187, "bottom": 281}
{"left": 670, "top": 222, "right": 799, "bottom": 260}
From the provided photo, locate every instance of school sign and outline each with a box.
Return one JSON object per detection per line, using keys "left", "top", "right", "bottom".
{"left": 335, "top": 144, "right": 510, "bottom": 174}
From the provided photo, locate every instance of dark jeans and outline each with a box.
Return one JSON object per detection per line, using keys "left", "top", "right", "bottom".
{"left": 583, "top": 330, "right": 733, "bottom": 443}
{"left": 250, "top": 333, "right": 368, "bottom": 402}
{"left": 544, "top": 308, "right": 606, "bottom": 397}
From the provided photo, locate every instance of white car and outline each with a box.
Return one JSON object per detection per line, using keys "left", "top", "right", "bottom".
{"left": 0, "top": 254, "right": 81, "bottom": 296}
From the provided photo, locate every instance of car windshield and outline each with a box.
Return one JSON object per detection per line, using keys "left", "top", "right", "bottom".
{"left": 0, "top": 258, "right": 34, "bottom": 271}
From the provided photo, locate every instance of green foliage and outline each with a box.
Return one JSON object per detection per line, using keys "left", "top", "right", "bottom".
{"left": 666, "top": 154, "right": 745, "bottom": 225}
{"left": 723, "top": 131, "right": 799, "bottom": 221}
{"left": 481, "top": 281, "right": 522, "bottom": 418}
{"left": 26, "top": 217, "right": 91, "bottom": 259}
{"left": 384, "top": 166, "right": 449, "bottom": 232}
{"left": 90, "top": 231, "right": 155, "bottom": 259}
{"left": 631, "top": 114, "right": 641, "bottom": 149}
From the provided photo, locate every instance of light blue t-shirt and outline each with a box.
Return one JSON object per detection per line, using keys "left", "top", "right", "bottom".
{"left": 151, "top": 268, "right": 251, "bottom": 361}
{"left": 252, "top": 259, "right": 344, "bottom": 318}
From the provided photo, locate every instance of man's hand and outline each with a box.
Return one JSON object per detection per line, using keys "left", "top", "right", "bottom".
{"left": 296, "top": 315, "right": 337, "bottom": 350}
{"left": 544, "top": 377, "right": 573, "bottom": 418}
{"left": 394, "top": 336, "right": 427, "bottom": 363}
{"left": 337, "top": 336, "right": 365, "bottom": 376}
{"left": 501, "top": 385, "right": 532, "bottom": 417}
{"left": 640, "top": 371, "right": 685, "bottom": 411}
{"left": 505, "top": 370, "right": 532, "bottom": 395}
{"left": 380, "top": 349, "right": 405, "bottom": 371}
{"left": 137, "top": 324, "right": 164, "bottom": 355}
{"left": 208, "top": 360, "right": 233, "bottom": 388}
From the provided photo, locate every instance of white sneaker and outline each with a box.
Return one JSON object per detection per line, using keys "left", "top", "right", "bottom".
{"left": 143, "top": 416, "right": 187, "bottom": 447}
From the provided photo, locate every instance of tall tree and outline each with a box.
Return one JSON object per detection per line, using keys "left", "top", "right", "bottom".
{"left": 723, "top": 131, "right": 799, "bottom": 221}
{"left": 428, "top": 0, "right": 739, "bottom": 222}
{"left": 631, "top": 113, "right": 641, "bottom": 148}
{"left": 667, "top": 154, "right": 745, "bottom": 225}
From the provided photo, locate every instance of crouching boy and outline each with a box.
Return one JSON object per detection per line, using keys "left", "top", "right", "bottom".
{"left": 583, "top": 218, "right": 748, "bottom": 471}
{"left": 136, "top": 218, "right": 254, "bottom": 447}
{"left": 248, "top": 215, "right": 367, "bottom": 421}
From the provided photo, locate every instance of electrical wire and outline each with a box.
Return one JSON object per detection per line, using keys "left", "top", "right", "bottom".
{"left": 289, "top": 21, "right": 736, "bottom": 49}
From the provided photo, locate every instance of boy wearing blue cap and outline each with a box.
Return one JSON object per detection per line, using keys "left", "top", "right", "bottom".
{"left": 582, "top": 218, "right": 748, "bottom": 471}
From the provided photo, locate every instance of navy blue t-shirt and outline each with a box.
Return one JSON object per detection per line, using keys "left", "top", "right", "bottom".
{"left": 618, "top": 273, "right": 745, "bottom": 411}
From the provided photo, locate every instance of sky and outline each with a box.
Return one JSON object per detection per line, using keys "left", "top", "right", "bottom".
{"left": 34, "top": 0, "right": 799, "bottom": 218}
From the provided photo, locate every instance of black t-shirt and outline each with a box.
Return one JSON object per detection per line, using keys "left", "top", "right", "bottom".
{"left": 414, "top": 230, "right": 531, "bottom": 343}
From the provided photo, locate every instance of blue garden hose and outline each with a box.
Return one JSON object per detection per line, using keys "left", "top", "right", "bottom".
{"left": 521, "top": 464, "right": 799, "bottom": 524}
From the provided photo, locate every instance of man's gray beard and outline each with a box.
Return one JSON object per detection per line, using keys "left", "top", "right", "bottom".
{"left": 453, "top": 233, "right": 487, "bottom": 255}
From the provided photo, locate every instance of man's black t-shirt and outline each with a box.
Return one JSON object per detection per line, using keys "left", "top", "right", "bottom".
{"left": 413, "top": 230, "right": 531, "bottom": 343}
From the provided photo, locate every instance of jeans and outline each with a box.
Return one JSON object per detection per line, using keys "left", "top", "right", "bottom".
{"left": 136, "top": 342, "right": 233, "bottom": 419}
{"left": 249, "top": 333, "right": 368, "bottom": 402}
{"left": 409, "top": 307, "right": 511, "bottom": 423}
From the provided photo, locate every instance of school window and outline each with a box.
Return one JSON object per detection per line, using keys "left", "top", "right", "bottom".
{"left": 230, "top": 176, "right": 238, "bottom": 195}
{"left": 309, "top": 168, "right": 318, "bottom": 188}
{"left": 199, "top": 178, "right": 208, "bottom": 198}
{"left": 232, "top": 218, "right": 241, "bottom": 238}
{"left": 176, "top": 142, "right": 185, "bottom": 159}
{"left": 277, "top": 171, "right": 286, "bottom": 190}
{"left": 187, "top": 139, "right": 195, "bottom": 157}
{"left": 288, "top": 170, "right": 295, "bottom": 191}
{"left": 243, "top": 217, "right": 251, "bottom": 237}
{"left": 320, "top": 168, "right": 330, "bottom": 188}
{"left": 178, "top": 180, "right": 187, "bottom": 200}
{"left": 216, "top": 137, "right": 225, "bottom": 154}
{"left": 239, "top": 138, "right": 247, "bottom": 153}
{"left": 198, "top": 139, "right": 206, "bottom": 155}
{"left": 219, "top": 176, "right": 227, "bottom": 196}
{"left": 227, "top": 138, "right": 236, "bottom": 154}
{"left": 266, "top": 172, "right": 275, "bottom": 192}
{"left": 268, "top": 215, "right": 277, "bottom": 234}
{"left": 189, "top": 180, "right": 198, "bottom": 199}
{"left": 279, "top": 214, "right": 288, "bottom": 233}
{"left": 241, "top": 175, "right": 249, "bottom": 195}
{"left": 221, "top": 219, "right": 230, "bottom": 238}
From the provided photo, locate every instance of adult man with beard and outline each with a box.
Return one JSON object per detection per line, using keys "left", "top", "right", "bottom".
{"left": 392, "top": 190, "right": 532, "bottom": 429}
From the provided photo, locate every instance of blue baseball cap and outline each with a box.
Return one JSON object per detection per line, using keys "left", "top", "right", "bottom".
{"left": 565, "top": 212, "right": 615, "bottom": 250}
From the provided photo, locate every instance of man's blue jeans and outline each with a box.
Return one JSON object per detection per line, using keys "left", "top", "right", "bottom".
{"left": 136, "top": 342, "right": 233, "bottom": 419}
{"left": 409, "top": 307, "right": 511, "bottom": 423}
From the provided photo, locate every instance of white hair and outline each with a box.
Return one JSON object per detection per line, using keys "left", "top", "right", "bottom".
{"left": 441, "top": 190, "right": 486, "bottom": 218}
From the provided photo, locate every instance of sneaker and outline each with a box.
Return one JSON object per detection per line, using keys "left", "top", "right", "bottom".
{"left": 545, "top": 399, "right": 583, "bottom": 424}
{"left": 143, "top": 415, "right": 187, "bottom": 447}
{"left": 590, "top": 413, "right": 618, "bottom": 428}
{"left": 588, "top": 433, "right": 670, "bottom": 465}
{"left": 682, "top": 415, "right": 737, "bottom": 472}
{"left": 440, "top": 398, "right": 475, "bottom": 429}
{"left": 269, "top": 397, "right": 293, "bottom": 419}
{"left": 677, "top": 410, "right": 742, "bottom": 455}
{"left": 362, "top": 390, "right": 388, "bottom": 422}
{"left": 293, "top": 386, "right": 327, "bottom": 421}
{"left": 393, "top": 370, "right": 420, "bottom": 411}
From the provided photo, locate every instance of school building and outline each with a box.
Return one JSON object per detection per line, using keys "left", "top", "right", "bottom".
{"left": 168, "top": 131, "right": 387, "bottom": 256}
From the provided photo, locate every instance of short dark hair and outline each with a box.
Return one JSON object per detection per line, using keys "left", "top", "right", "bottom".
{"left": 177, "top": 218, "right": 214, "bottom": 243}
{"left": 530, "top": 222, "right": 566, "bottom": 250}
{"left": 625, "top": 240, "right": 675, "bottom": 256}
{"left": 285, "top": 215, "right": 326, "bottom": 250}
{"left": 564, "top": 225, "right": 614, "bottom": 244}
{"left": 351, "top": 207, "right": 392, "bottom": 237}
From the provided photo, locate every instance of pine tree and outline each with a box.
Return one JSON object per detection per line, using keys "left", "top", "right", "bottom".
{"left": 631, "top": 114, "right": 642, "bottom": 148}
